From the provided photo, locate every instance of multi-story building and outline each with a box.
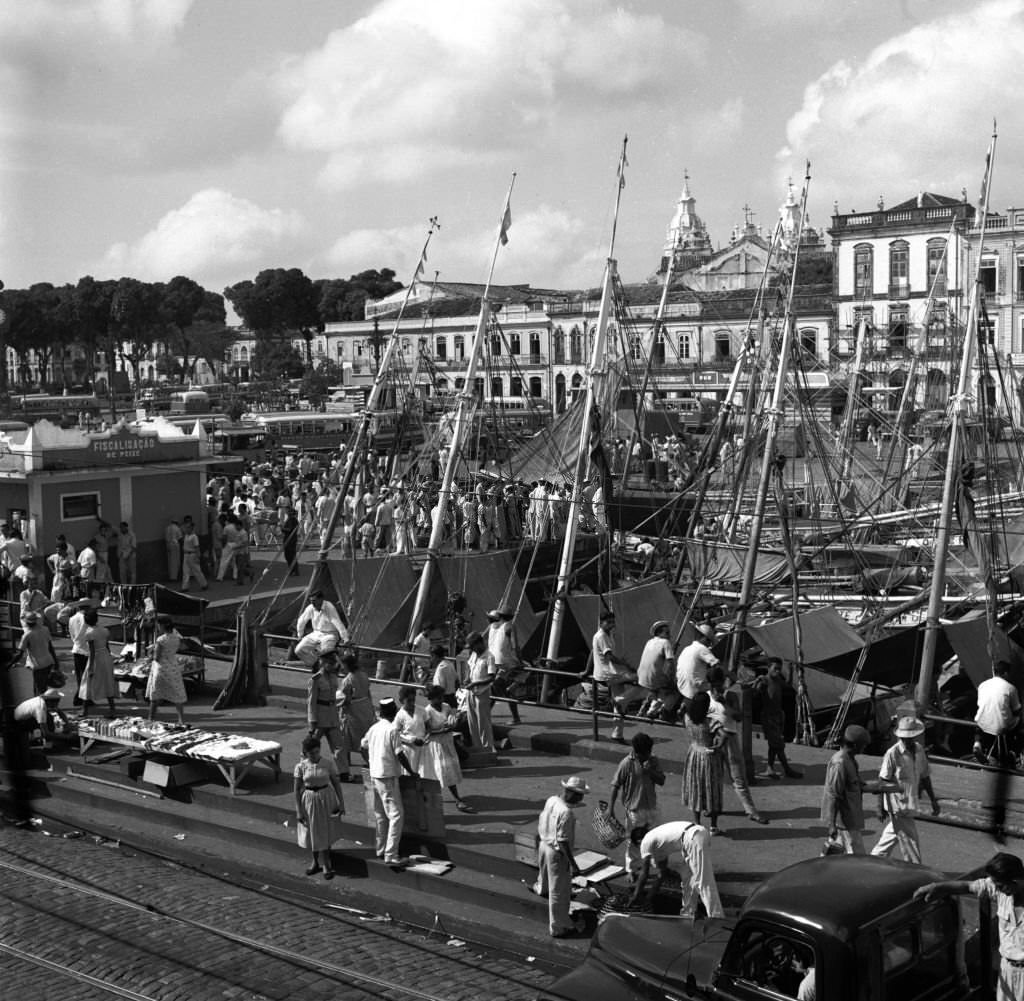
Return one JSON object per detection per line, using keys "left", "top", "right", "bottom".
{"left": 828, "top": 192, "right": 974, "bottom": 413}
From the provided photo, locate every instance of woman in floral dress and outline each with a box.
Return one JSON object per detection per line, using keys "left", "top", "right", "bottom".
{"left": 145, "top": 613, "right": 187, "bottom": 725}
{"left": 681, "top": 691, "right": 726, "bottom": 834}
{"left": 336, "top": 653, "right": 373, "bottom": 779}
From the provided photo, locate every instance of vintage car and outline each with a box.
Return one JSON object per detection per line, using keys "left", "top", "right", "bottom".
{"left": 538, "top": 855, "right": 989, "bottom": 1001}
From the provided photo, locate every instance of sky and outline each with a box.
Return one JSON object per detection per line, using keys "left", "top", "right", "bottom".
{"left": 3, "top": 0, "right": 1023, "bottom": 313}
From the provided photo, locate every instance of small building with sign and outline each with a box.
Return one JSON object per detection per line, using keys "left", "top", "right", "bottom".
{"left": 0, "top": 419, "right": 217, "bottom": 582}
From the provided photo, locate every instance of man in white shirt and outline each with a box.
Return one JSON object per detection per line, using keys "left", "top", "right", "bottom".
{"left": 592, "top": 610, "right": 633, "bottom": 743}
{"left": 533, "top": 775, "right": 589, "bottom": 938}
{"left": 68, "top": 599, "right": 91, "bottom": 706}
{"left": 360, "top": 698, "right": 415, "bottom": 866}
{"left": 464, "top": 631, "right": 496, "bottom": 753}
{"left": 628, "top": 820, "right": 723, "bottom": 919}
{"left": 294, "top": 590, "right": 349, "bottom": 667}
{"left": 975, "top": 661, "right": 1022, "bottom": 762}
{"left": 676, "top": 623, "right": 719, "bottom": 715}
{"left": 14, "top": 687, "right": 69, "bottom": 748}
{"left": 487, "top": 606, "right": 522, "bottom": 725}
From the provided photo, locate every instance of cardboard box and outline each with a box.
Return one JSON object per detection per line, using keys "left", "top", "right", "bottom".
{"left": 142, "top": 755, "right": 209, "bottom": 788}
{"left": 119, "top": 754, "right": 149, "bottom": 780}
{"left": 362, "top": 772, "right": 446, "bottom": 840}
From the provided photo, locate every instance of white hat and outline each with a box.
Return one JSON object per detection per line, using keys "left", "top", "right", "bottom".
{"left": 561, "top": 775, "right": 590, "bottom": 794}
{"left": 894, "top": 716, "right": 925, "bottom": 739}
{"left": 697, "top": 623, "right": 716, "bottom": 640}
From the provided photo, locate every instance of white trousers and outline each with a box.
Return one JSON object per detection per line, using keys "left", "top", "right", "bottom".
{"left": 533, "top": 841, "right": 573, "bottom": 936}
{"left": 870, "top": 814, "right": 921, "bottom": 863}
{"left": 667, "top": 827, "right": 723, "bottom": 918}
{"left": 295, "top": 631, "right": 339, "bottom": 667}
{"left": 371, "top": 776, "right": 404, "bottom": 861}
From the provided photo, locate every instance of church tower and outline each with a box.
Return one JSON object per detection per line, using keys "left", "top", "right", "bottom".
{"left": 660, "top": 171, "right": 714, "bottom": 278}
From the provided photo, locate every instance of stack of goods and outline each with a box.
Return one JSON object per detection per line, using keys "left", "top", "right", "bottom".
{"left": 115, "top": 654, "right": 202, "bottom": 681}
{"left": 79, "top": 717, "right": 281, "bottom": 763}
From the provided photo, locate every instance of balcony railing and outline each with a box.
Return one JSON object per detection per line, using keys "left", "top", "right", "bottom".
{"left": 888, "top": 281, "right": 910, "bottom": 299}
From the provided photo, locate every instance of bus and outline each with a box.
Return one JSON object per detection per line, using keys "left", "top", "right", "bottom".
{"left": 211, "top": 422, "right": 271, "bottom": 461}
{"left": 169, "top": 389, "right": 211, "bottom": 415}
{"left": 9, "top": 393, "right": 103, "bottom": 426}
{"left": 248, "top": 412, "right": 360, "bottom": 453}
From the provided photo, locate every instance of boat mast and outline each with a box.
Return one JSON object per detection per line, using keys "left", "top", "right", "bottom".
{"left": 544, "top": 137, "right": 629, "bottom": 667}
{"left": 306, "top": 218, "right": 441, "bottom": 594}
{"left": 406, "top": 176, "right": 517, "bottom": 644}
{"left": 916, "top": 125, "right": 997, "bottom": 706}
{"left": 838, "top": 318, "right": 869, "bottom": 486}
{"left": 727, "top": 162, "right": 811, "bottom": 670}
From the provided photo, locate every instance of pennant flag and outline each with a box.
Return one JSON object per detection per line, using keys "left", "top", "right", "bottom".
{"left": 978, "top": 143, "right": 993, "bottom": 216}
{"left": 500, "top": 201, "right": 512, "bottom": 245}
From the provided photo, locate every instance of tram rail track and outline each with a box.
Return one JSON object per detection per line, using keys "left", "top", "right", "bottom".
{"left": 0, "top": 837, "right": 557, "bottom": 1001}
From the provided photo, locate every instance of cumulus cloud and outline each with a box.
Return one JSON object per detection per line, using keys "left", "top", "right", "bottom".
{"left": 99, "top": 189, "right": 306, "bottom": 287}
{"left": 276, "top": 0, "right": 705, "bottom": 189}
{"left": 324, "top": 205, "right": 591, "bottom": 289}
{"left": 777, "top": 0, "right": 1024, "bottom": 212}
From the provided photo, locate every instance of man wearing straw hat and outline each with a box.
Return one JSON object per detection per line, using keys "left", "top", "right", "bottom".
{"left": 487, "top": 604, "right": 523, "bottom": 725}
{"left": 676, "top": 622, "right": 719, "bottom": 718}
{"left": 464, "top": 631, "right": 496, "bottom": 753}
{"left": 534, "top": 775, "right": 589, "bottom": 937}
{"left": 870, "top": 715, "right": 940, "bottom": 863}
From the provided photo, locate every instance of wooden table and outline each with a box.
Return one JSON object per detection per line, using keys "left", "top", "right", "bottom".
{"left": 78, "top": 723, "right": 282, "bottom": 795}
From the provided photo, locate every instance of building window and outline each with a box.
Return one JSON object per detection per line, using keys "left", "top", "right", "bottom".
{"left": 491, "top": 377, "right": 503, "bottom": 398}
{"left": 889, "top": 308, "right": 908, "bottom": 350}
{"left": 510, "top": 376, "right": 523, "bottom": 397}
{"left": 529, "top": 332, "right": 541, "bottom": 363}
{"left": 927, "top": 238, "right": 948, "bottom": 295}
{"left": 653, "top": 331, "right": 666, "bottom": 366}
{"left": 799, "top": 328, "right": 817, "bottom": 357}
{"left": 714, "top": 331, "right": 731, "bottom": 360}
{"left": 61, "top": 492, "right": 101, "bottom": 522}
{"left": 570, "top": 327, "right": 583, "bottom": 364}
{"left": 678, "top": 331, "right": 692, "bottom": 360}
{"left": 854, "top": 244, "right": 873, "bottom": 297}
{"left": 336, "top": 341, "right": 345, "bottom": 360}
{"left": 435, "top": 336, "right": 447, "bottom": 361}
{"left": 490, "top": 332, "right": 502, "bottom": 356}
{"left": 889, "top": 240, "right": 909, "bottom": 298}
{"left": 530, "top": 377, "right": 542, "bottom": 398}
{"left": 453, "top": 336, "right": 465, "bottom": 362}
{"left": 630, "top": 335, "right": 642, "bottom": 361}
{"left": 980, "top": 255, "right": 998, "bottom": 295}
{"left": 509, "top": 332, "right": 521, "bottom": 355}
{"left": 553, "top": 327, "right": 565, "bottom": 364}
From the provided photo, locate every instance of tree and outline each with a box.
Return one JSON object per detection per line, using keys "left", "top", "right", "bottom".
{"left": 316, "top": 268, "right": 402, "bottom": 322}
{"left": 161, "top": 278, "right": 229, "bottom": 381}
{"left": 252, "top": 340, "right": 304, "bottom": 381}
{"left": 224, "top": 268, "right": 320, "bottom": 364}
{"left": 73, "top": 276, "right": 117, "bottom": 390}
{"left": 110, "top": 277, "right": 165, "bottom": 383}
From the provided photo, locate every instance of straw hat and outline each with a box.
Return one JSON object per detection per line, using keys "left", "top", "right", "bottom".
{"left": 650, "top": 620, "right": 670, "bottom": 637}
{"left": 697, "top": 623, "right": 716, "bottom": 640}
{"left": 561, "top": 775, "right": 590, "bottom": 794}
{"left": 894, "top": 716, "right": 925, "bottom": 739}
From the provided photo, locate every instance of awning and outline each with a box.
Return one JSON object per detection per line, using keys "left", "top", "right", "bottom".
{"left": 745, "top": 606, "right": 865, "bottom": 664}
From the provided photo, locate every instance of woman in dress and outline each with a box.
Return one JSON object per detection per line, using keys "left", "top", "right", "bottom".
{"left": 421, "top": 685, "right": 474, "bottom": 813}
{"left": 681, "top": 690, "right": 726, "bottom": 834}
{"left": 336, "top": 653, "right": 373, "bottom": 779}
{"left": 292, "top": 734, "right": 345, "bottom": 879}
{"left": 78, "top": 607, "right": 117, "bottom": 719}
{"left": 146, "top": 613, "right": 187, "bottom": 725}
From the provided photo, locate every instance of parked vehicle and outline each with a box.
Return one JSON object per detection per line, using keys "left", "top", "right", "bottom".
{"left": 538, "top": 855, "right": 988, "bottom": 1001}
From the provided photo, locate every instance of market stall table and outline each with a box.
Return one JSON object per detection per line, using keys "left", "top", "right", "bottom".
{"left": 78, "top": 717, "right": 282, "bottom": 794}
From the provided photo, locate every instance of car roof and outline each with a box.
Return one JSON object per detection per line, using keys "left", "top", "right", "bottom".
{"left": 741, "top": 856, "right": 945, "bottom": 937}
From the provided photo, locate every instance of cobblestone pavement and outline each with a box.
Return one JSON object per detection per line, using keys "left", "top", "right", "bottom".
{"left": 0, "top": 823, "right": 554, "bottom": 1001}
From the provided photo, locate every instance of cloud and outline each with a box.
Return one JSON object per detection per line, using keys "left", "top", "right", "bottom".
{"left": 99, "top": 189, "right": 306, "bottom": 288}
{"left": 276, "top": 0, "right": 705, "bottom": 189}
{"left": 323, "top": 204, "right": 591, "bottom": 289}
{"left": 687, "top": 98, "right": 745, "bottom": 154}
{"left": 777, "top": 0, "right": 1024, "bottom": 212}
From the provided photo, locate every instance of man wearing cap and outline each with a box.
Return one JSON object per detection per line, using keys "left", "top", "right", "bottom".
{"left": 637, "top": 620, "right": 678, "bottom": 722}
{"left": 14, "top": 687, "right": 69, "bottom": 749}
{"left": 676, "top": 623, "right": 720, "bottom": 718}
{"left": 821, "top": 724, "right": 883, "bottom": 853}
{"left": 487, "top": 605, "right": 523, "bottom": 725}
{"left": 464, "top": 630, "right": 496, "bottom": 753}
{"left": 534, "top": 775, "right": 589, "bottom": 937}
{"left": 628, "top": 819, "right": 724, "bottom": 919}
{"left": 294, "top": 590, "right": 349, "bottom": 668}
{"left": 361, "top": 697, "right": 416, "bottom": 865}
{"left": 870, "top": 715, "right": 940, "bottom": 863}
{"left": 592, "top": 610, "right": 634, "bottom": 744}
{"left": 18, "top": 610, "right": 59, "bottom": 696}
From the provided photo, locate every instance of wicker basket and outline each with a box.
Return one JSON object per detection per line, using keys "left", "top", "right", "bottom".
{"left": 597, "top": 890, "right": 652, "bottom": 923}
{"left": 592, "top": 801, "right": 627, "bottom": 850}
